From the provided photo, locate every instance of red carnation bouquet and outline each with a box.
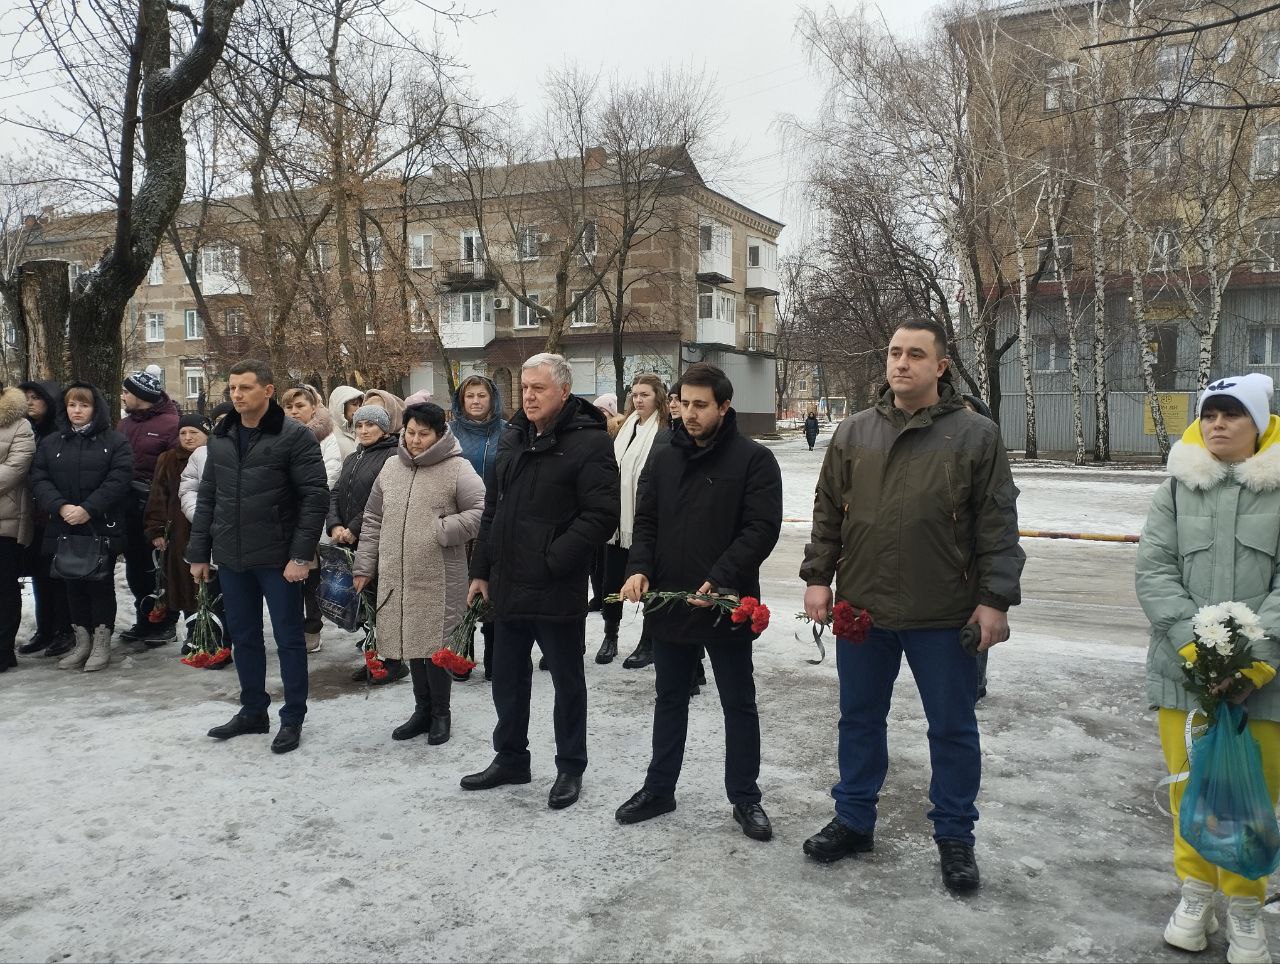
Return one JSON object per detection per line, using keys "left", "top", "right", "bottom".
{"left": 145, "top": 539, "right": 169, "bottom": 624}
{"left": 431, "top": 596, "right": 492, "bottom": 675}
{"left": 180, "top": 581, "right": 232, "bottom": 669}
{"left": 604, "top": 590, "right": 770, "bottom": 633}
{"left": 795, "top": 600, "right": 873, "bottom": 664}
{"left": 356, "top": 588, "right": 387, "bottom": 683}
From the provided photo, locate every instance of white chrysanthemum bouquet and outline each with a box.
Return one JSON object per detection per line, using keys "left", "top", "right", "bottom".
{"left": 1182, "top": 602, "right": 1268, "bottom": 720}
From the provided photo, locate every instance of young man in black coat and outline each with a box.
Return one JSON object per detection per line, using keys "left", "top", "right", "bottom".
{"left": 187, "top": 360, "right": 329, "bottom": 755}
{"left": 615, "top": 363, "right": 783, "bottom": 841}
{"left": 463, "top": 353, "right": 620, "bottom": 810}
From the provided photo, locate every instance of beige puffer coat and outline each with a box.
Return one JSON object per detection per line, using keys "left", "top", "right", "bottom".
{"left": 353, "top": 428, "right": 484, "bottom": 660}
{"left": 0, "top": 386, "right": 35, "bottom": 547}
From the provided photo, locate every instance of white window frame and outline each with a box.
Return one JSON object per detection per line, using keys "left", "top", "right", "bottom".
{"left": 580, "top": 220, "right": 597, "bottom": 260}
{"left": 515, "top": 293, "right": 541, "bottom": 329}
{"left": 1255, "top": 123, "right": 1280, "bottom": 176}
{"left": 715, "top": 293, "right": 736, "bottom": 324}
{"left": 515, "top": 225, "right": 540, "bottom": 261}
{"left": 68, "top": 262, "right": 83, "bottom": 285}
{"left": 145, "top": 312, "right": 166, "bottom": 343}
{"left": 366, "top": 317, "right": 376, "bottom": 336}
{"left": 697, "top": 282, "right": 714, "bottom": 320}
{"left": 747, "top": 303, "right": 760, "bottom": 332}
{"left": 148, "top": 256, "right": 164, "bottom": 286}
{"left": 199, "top": 244, "right": 239, "bottom": 278}
{"left": 1037, "top": 238, "right": 1074, "bottom": 281}
{"left": 223, "top": 309, "right": 245, "bottom": 335}
{"left": 3, "top": 321, "right": 16, "bottom": 347}
{"left": 409, "top": 299, "right": 430, "bottom": 333}
{"left": 409, "top": 232, "right": 433, "bottom": 269}
{"left": 1261, "top": 31, "right": 1280, "bottom": 83}
{"left": 571, "top": 289, "right": 597, "bottom": 328}
{"left": 1258, "top": 218, "right": 1280, "bottom": 271}
{"left": 1034, "top": 333, "right": 1071, "bottom": 373}
{"left": 460, "top": 229, "right": 484, "bottom": 264}
{"left": 366, "top": 236, "right": 384, "bottom": 272}
{"left": 1150, "top": 224, "right": 1181, "bottom": 271}
{"left": 699, "top": 220, "right": 731, "bottom": 257}
{"left": 1249, "top": 325, "right": 1280, "bottom": 365}
{"left": 184, "top": 309, "right": 204, "bottom": 341}
{"left": 313, "top": 242, "right": 334, "bottom": 272}
{"left": 184, "top": 366, "right": 205, "bottom": 401}
{"left": 448, "top": 291, "right": 494, "bottom": 326}
{"left": 1044, "top": 62, "right": 1077, "bottom": 112}
{"left": 1154, "top": 43, "right": 1192, "bottom": 100}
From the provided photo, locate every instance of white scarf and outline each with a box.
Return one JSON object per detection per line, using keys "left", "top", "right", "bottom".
{"left": 612, "top": 410, "right": 661, "bottom": 548}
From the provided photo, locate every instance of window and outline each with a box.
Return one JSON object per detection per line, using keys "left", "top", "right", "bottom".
{"left": 148, "top": 256, "right": 164, "bottom": 286}
{"left": 460, "top": 229, "right": 484, "bottom": 263}
{"left": 447, "top": 292, "right": 493, "bottom": 326}
{"left": 747, "top": 303, "right": 760, "bottom": 332}
{"left": 199, "top": 244, "right": 239, "bottom": 278}
{"left": 366, "top": 317, "right": 376, "bottom": 336}
{"left": 1034, "top": 333, "right": 1071, "bottom": 372}
{"left": 1037, "top": 238, "right": 1074, "bottom": 281}
{"left": 1260, "top": 32, "right": 1280, "bottom": 83}
{"left": 1249, "top": 326, "right": 1280, "bottom": 365}
{"left": 715, "top": 293, "right": 736, "bottom": 324}
{"left": 409, "top": 233, "right": 433, "bottom": 269}
{"left": 516, "top": 225, "right": 540, "bottom": 261}
{"left": 184, "top": 366, "right": 205, "bottom": 401}
{"left": 699, "top": 221, "right": 731, "bottom": 256}
{"left": 572, "top": 289, "right": 597, "bottom": 327}
{"left": 145, "top": 312, "right": 165, "bottom": 343}
{"left": 409, "top": 299, "right": 429, "bottom": 333}
{"left": 224, "top": 309, "right": 245, "bottom": 335}
{"left": 1045, "top": 61, "right": 1078, "bottom": 112}
{"left": 515, "top": 293, "right": 541, "bottom": 329}
{"left": 580, "top": 220, "right": 597, "bottom": 260}
{"left": 748, "top": 244, "right": 760, "bottom": 268}
{"left": 1255, "top": 123, "right": 1280, "bottom": 175}
{"left": 697, "top": 283, "right": 714, "bottom": 320}
{"left": 365, "top": 236, "right": 384, "bottom": 271}
{"left": 3, "top": 321, "right": 15, "bottom": 347}
{"left": 68, "top": 262, "right": 83, "bottom": 286}
{"left": 184, "top": 309, "right": 204, "bottom": 340}
{"left": 1150, "top": 224, "right": 1181, "bottom": 271}
{"left": 1145, "top": 136, "right": 1175, "bottom": 175}
{"left": 313, "top": 242, "right": 334, "bottom": 271}
{"left": 1154, "top": 44, "right": 1192, "bottom": 100}
{"left": 1257, "top": 219, "right": 1280, "bottom": 271}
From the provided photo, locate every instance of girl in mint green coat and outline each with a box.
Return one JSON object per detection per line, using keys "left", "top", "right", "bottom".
{"left": 1136, "top": 373, "right": 1280, "bottom": 964}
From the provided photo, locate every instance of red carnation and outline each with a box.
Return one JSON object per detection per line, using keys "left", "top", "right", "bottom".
{"left": 207, "top": 648, "right": 232, "bottom": 668}
{"left": 750, "top": 604, "right": 771, "bottom": 634}
{"left": 832, "top": 601, "right": 856, "bottom": 639}
{"left": 731, "top": 606, "right": 751, "bottom": 624}
{"left": 148, "top": 606, "right": 168, "bottom": 624}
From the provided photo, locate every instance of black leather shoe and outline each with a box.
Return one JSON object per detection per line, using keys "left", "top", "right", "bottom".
{"left": 352, "top": 664, "right": 370, "bottom": 682}
{"left": 937, "top": 839, "right": 980, "bottom": 892}
{"left": 142, "top": 624, "right": 178, "bottom": 648}
{"left": 615, "top": 788, "right": 677, "bottom": 825}
{"left": 587, "top": 596, "right": 602, "bottom": 612}
{"left": 118, "top": 623, "right": 149, "bottom": 643}
{"left": 43, "top": 632, "right": 75, "bottom": 658}
{"left": 622, "top": 639, "right": 653, "bottom": 669}
{"left": 427, "top": 713, "right": 451, "bottom": 746}
{"left": 392, "top": 708, "right": 431, "bottom": 741}
{"left": 271, "top": 724, "right": 302, "bottom": 754}
{"left": 595, "top": 635, "right": 617, "bottom": 665}
{"left": 371, "top": 661, "right": 410, "bottom": 686}
{"left": 207, "top": 713, "right": 271, "bottom": 740}
{"left": 451, "top": 668, "right": 472, "bottom": 682}
{"left": 18, "top": 635, "right": 49, "bottom": 656}
{"left": 460, "top": 759, "right": 532, "bottom": 791}
{"left": 802, "top": 817, "right": 874, "bottom": 862}
{"left": 733, "top": 802, "right": 773, "bottom": 841}
{"left": 548, "top": 772, "right": 581, "bottom": 810}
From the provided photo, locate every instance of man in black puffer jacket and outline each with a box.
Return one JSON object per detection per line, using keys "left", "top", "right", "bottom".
{"left": 615, "top": 364, "right": 782, "bottom": 841}
{"left": 462, "top": 352, "right": 619, "bottom": 810}
{"left": 187, "top": 360, "right": 328, "bottom": 755}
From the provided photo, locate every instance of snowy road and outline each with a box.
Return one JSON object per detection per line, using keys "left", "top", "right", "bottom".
{"left": 1, "top": 431, "right": 1272, "bottom": 963}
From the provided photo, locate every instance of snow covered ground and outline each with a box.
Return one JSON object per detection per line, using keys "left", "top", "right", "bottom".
{"left": 1, "top": 433, "right": 1274, "bottom": 963}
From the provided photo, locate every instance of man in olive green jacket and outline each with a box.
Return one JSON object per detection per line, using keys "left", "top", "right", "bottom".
{"left": 799, "top": 319, "right": 1024, "bottom": 893}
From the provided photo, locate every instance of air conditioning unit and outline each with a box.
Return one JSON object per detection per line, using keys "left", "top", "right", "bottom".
{"left": 493, "top": 297, "right": 508, "bottom": 310}
{"left": 538, "top": 233, "right": 552, "bottom": 243}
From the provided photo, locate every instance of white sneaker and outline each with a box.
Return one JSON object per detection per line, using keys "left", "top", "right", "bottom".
{"left": 1165, "top": 878, "right": 1220, "bottom": 952}
{"left": 1226, "top": 897, "right": 1273, "bottom": 964}
{"left": 305, "top": 632, "right": 322, "bottom": 654}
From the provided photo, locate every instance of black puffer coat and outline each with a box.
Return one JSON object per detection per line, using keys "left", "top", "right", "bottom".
{"left": 470, "top": 394, "right": 619, "bottom": 621}
{"left": 18, "top": 380, "right": 61, "bottom": 442}
{"left": 29, "top": 382, "right": 134, "bottom": 554}
{"left": 626, "top": 409, "right": 783, "bottom": 644}
{"left": 186, "top": 399, "right": 329, "bottom": 570}
{"left": 327, "top": 431, "right": 399, "bottom": 544}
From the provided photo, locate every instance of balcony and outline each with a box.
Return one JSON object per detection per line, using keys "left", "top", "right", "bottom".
{"left": 746, "top": 264, "right": 780, "bottom": 296}
{"left": 744, "top": 329, "right": 776, "bottom": 354}
{"left": 440, "top": 259, "right": 496, "bottom": 292}
{"left": 438, "top": 316, "right": 495, "bottom": 350}
{"left": 697, "top": 247, "right": 733, "bottom": 285}
{"left": 695, "top": 317, "right": 737, "bottom": 348}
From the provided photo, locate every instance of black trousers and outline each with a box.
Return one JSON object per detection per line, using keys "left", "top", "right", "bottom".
{"left": 599, "top": 544, "right": 630, "bottom": 632}
{"left": 123, "top": 494, "right": 173, "bottom": 626}
{"left": 491, "top": 619, "right": 587, "bottom": 776}
{"left": 645, "top": 637, "right": 762, "bottom": 805}
{"left": 302, "top": 568, "right": 322, "bottom": 635}
{"left": 65, "top": 557, "right": 119, "bottom": 631}
{"left": 0, "top": 537, "right": 21, "bottom": 656}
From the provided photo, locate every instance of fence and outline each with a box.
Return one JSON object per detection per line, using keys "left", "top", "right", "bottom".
{"left": 996, "top": 391, "right": 1199, "bottom": 456}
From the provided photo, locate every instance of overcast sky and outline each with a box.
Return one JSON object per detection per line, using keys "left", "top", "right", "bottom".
{"left": 0, "top": 0, "right": 944, "bottom": 249}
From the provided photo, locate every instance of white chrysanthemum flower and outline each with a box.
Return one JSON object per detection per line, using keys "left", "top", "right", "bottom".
{"left": 1216, "top": 637, "right": 1236, "bottom": 656}
{"left": 1221, "top": 601, "right": 1256, "bottom": 625}
{"left": 1193, "top": 604, "right": 1228, "bottom": 635}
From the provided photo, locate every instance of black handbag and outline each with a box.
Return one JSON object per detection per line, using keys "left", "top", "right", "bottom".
{"left": 50, "top": 531, "right": 112, "bottom": 581}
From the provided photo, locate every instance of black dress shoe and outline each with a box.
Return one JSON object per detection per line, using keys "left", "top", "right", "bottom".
{"left": 595, "top": 635, "right": 617, "bottom": 665}
{"left": 937, "top": 839, "right": 980, "bottom": 892}
{"left": 371, "top": 661, "right": 410, "bottom": 686}
{"left": 548, "top": 772, "right": 581, "bottom": 810}
{"left": 352, "top": 664, "right": 370, "bottom": 682}
{"left": 622, "top": 638, "right": 653, "bottom": 669}
{"left": 43, "top": 632, "right": 75, "bottom": 658}
{"left": 733, "top": 802, "right": 773, "bottom": 841}
{"left": 803, "top": 817, "right": 874, "bottom": 862}
{"left": 427, "top": 713, "right": 451, "bottom": 746}
{"left": 17, "top": 635, "right": 49, "bottom": 656}
{"left": 207, "top": 712, "right": 271, "bottom": 740}
{"left": 451, "top": 668, "right": 472, "bottom": 682}
{"left": 0, "top": 650, "right": 16, "bottom": 671}
{"left": 271, "top": 724, "right": 302, "bottom": 754}
{"left": 118, "top": 623, "right": 149, "bottom": 643}
{"left": 392, "top": 707, "right": 431, "bottom": 741}
{"left": 460, "top": 759, "right": 532, "bottom": 791}
{"left": 142, "top": 624, "right": 177, "bottom": 648}
{"left": 615, "top": 788, "right": 677, "bottom": 825}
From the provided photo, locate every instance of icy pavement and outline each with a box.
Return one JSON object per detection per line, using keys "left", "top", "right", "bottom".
{"left": 1, "top": 435, "right": 1274, "bottom": 963}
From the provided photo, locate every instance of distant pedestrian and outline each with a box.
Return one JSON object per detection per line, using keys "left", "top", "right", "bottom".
{"left": 804, "top": 410, "right": 819, "bottom": 451}
{"left": 799, "top": 319, "right": 1024, "bottom": 893}
{"left": 187, "top": 360, "right": 329, "bottom": 755}
{"left": 0, "top": 385, "right": 36, "bottom": 672}
{"left": 615, "top": 363, "right": 782, "bottom": 841}
{"left": 461, "top": 353, "right": 619, "bottom": 810}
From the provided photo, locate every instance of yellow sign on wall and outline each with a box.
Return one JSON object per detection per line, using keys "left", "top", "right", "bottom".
{"left": 1143, "top": 393, "right": 1193, "bottom": 436}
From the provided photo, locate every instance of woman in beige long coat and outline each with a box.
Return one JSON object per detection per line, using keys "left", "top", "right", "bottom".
{"left": 0, "top": 385, "right": 36, "bottom": 671}
{"left": 353, "top": 402, "right": 484, "bottom": 745}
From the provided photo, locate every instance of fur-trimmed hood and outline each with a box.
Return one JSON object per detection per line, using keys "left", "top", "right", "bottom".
{"left": 303, "top": 400, "right": 335, "bottom": 442}
{"left": 0, "top": 385, "right": 27, "bottom": 428}
{"left": 1166, "top": 415, "right": 1280, "bottom": 494}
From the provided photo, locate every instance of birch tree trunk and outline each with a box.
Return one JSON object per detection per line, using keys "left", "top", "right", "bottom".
{"left": 1089, "top": 0, "right": 1110, "bottom": 461}
{"left": 1047, "top": 195, "right": 1085, "bottom": 464}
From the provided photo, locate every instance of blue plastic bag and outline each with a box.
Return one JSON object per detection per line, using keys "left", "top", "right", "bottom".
{"left": 1179, "top": 702, "right": 1280, "bottom": 880}
{"left": 316, "top": 544, "right": 361, "bottom": 633}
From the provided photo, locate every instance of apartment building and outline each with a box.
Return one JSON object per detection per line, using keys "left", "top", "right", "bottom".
{"left": 12, "top": 152, "right": 783, "bottom": 432}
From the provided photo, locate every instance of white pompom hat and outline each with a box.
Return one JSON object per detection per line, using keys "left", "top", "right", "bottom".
{"left": 1199, "top": 373, "right": 1275, "bottom": 436}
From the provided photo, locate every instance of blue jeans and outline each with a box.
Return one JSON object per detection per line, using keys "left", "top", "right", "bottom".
{"left": 219, "top": 566, "right": 308, "bottom": 726}
{"left": 834, "top": 625, "right": 980, "bottom": 846}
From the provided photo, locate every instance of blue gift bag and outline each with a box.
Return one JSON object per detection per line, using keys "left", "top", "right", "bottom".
{"left": 1180, "top": 702, "right": 1280, "bottom": 881}
{"left": 316, "top": 544, "right": 361, "bottom": 632}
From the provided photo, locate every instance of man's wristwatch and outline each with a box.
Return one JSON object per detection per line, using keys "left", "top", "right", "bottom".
{"left": 290, "top": 558, "right": 310, "bottom": 567}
